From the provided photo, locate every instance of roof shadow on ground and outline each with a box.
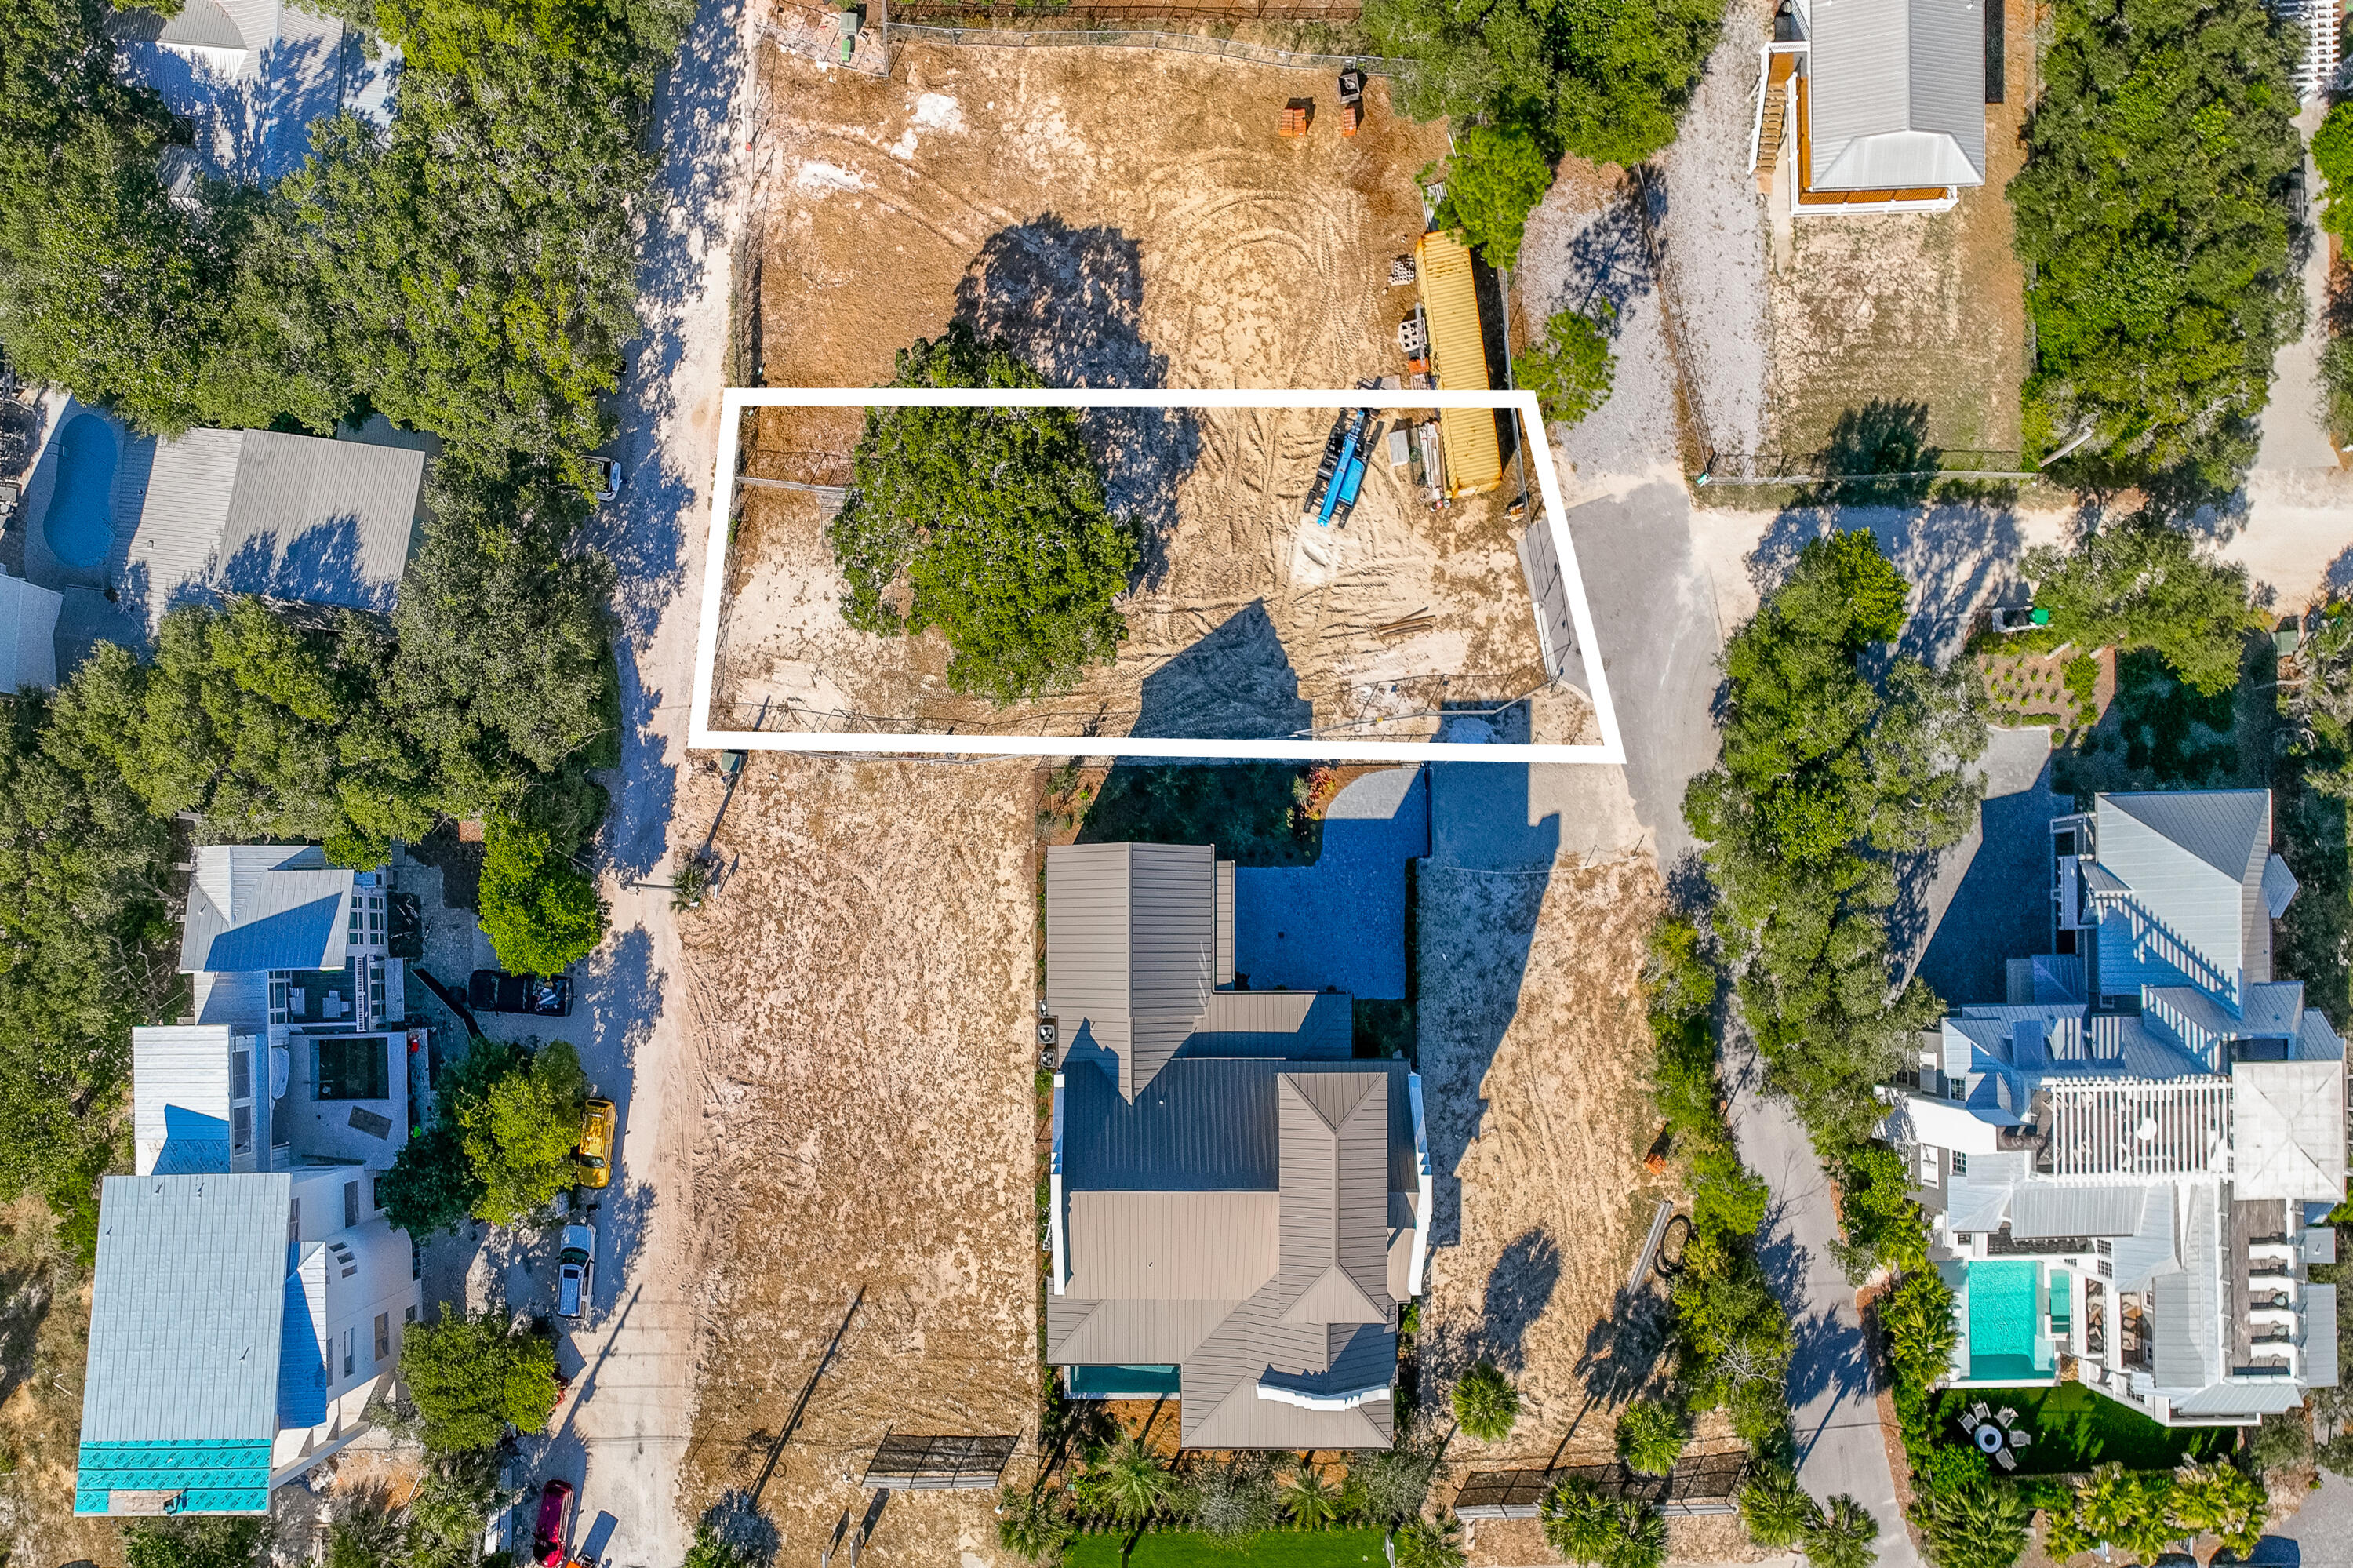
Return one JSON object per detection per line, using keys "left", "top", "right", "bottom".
{"left": 1418, "top": 759, "right": 1558, "bottom": 1263}
{"left": 954, "top": 214, "right": 1201, "bottom": 587}
{"left": 1908, "top": 747, "right": 2061, "bottom": 1004}
{"left": 1133, "top": 599, "right": 1311, "bottom": 741}
{"left": 1075, "top": 759, "right": 1323, "bottom": 867}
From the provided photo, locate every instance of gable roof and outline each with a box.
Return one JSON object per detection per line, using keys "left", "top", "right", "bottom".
{"left": 77, "top": 1174, "right": 289, "bottom": 1512}
{"left": 1275, "top": 1074, "right": 1390, "bottom": 1326}
{"left": 121, "top": 428, "right": 422, "bottom": 635}
{"left": 180, "top": 845, "right": 351, "bottom": 973}
{"left": 1046, "top": 842, "right": 1217, "bottom": 1099}
{"left": 1807, "top": 0, "right": 1988, "bottom": 191}
{"left": 2090, "top": 790, "right": 2273, "bottom": 999}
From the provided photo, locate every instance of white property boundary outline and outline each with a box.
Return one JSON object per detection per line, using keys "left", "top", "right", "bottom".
{"left": 689, "top": 387, "right": 1627, "bottom": 764}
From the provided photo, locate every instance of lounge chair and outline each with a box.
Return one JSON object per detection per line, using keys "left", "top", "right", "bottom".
{"left": 1968, "top": 1400, "right": 1991, "bottom": 1423}
{"left": 1995, "top": 1446, "right": 2017, "bottom": 1471}
{"left": 2009, "top": 1431, "right": 2032, "bottom": 1449}
{"left": 1996, "top": 1406, "right": 2018, "bottom": 1426}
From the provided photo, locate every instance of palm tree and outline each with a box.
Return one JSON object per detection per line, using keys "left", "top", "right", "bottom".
{"left": 993, "top": 1489, "right": 1070, "bottom": 1563}
{"left": 1392, "top": 1512, "right": 1467, "bottom": 1568}
{"left": 1907, "top": 1472, "right": 2032, "bottom": 1568}
{"left": 1539, "top": 1477, "right": 1618, "bottom": 1566}
{"left": 1452, "top": 1360, "right": 1521, "bottom": 1443}
{"left": 1735, "top": 1462, "right": 1812, "bottom": 1552}
{"left": 1282, "top": 1465, "right": 1340, "bottom": 1530}
{"left": 1093, "top": 1436, "right": 1172, "bottom": 1525}
{"left": 1800, "top": 1495, "right": 1878, "bottom": 1568}
{"left": 1614, "top": 1398, "right": 1687, "bottom": 1478}
{"left": 1604, "top": 1500, "right": 1666, "bottom": 1568}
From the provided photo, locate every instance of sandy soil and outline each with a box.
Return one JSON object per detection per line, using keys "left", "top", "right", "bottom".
{"left": 747, "top": 43, "right": 1446, "bottom": 391}
{"left": 718, "top": 408, "right": 1573, "bottom": 744}
{"left": 674, "top": 756, "right": 1039, "bottom": 1568}
{"left": 1416, "top": 852, "right": 1693, "bottom": 1472}
{"left": 1464, "top": 1512, "right": 1768, "bottom": 1568}
{"left": 1755, "top": 0, "right": 2032, "bottom": 460}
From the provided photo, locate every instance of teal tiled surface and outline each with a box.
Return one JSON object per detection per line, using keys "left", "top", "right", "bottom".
{"left": 75, "top": 1439, "right": 271, "bottom": 1514}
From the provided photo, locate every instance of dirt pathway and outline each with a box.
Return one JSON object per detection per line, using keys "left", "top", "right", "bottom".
{"left": 551, "top": 0, "right": 768, "bottom": 1559}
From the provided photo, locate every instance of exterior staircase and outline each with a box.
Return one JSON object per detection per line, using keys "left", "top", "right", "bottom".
{"left": 1754, "top": 53, "right": 1797, "bottom": 192}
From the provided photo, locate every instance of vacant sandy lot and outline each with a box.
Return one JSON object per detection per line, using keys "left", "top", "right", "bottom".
{"left": 718, "top": 406, "right": 1571, "bottom": 744}
{"left": 675, "top": 757, "right": 1038, "bottom": 1568}
{"left": 1417, "top": 853, "right": 1683, "bottom": 1468}
{"left": 748, "top": 42, "right": 1446, "bottom": 391}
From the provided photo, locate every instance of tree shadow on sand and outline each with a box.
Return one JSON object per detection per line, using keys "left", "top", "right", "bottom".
{"left": 955, "top": 215, "right": 1202, "bottom": 589}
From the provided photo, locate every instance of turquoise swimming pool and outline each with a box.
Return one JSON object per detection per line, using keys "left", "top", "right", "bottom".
{"left": 1967, "top": 1259, "right": 2045, "bottom": 1381}
{"left": 42, "top": 413, "right": 117, "bottom": 571}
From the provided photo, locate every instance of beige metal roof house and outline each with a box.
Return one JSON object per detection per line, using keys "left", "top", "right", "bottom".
{"left": 117, "top": 429, "right": 423, "bottom": 634}
{"left": 1750, "top": 0, "right": 1988, "bottom": 216}
{"left": 1043, "top": 842, "right": 1431, "bottom": 1447}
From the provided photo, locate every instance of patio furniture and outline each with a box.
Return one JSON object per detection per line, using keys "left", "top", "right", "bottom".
{"left": 2010, "top": 1431, "right": 2031, "bottom": 1449}
{"left": 1995, "top": 1447, "right": 2017, "bottom": 1471}
{"left": 1974, "top": 1424, "right": 2004, "bottom": 1454}
{"left": 1968, "top": 1401, "right": 1991, "bottom": 1423}
{"left": 1996, "top": 1406, "right": 2018, "bottom": 1427}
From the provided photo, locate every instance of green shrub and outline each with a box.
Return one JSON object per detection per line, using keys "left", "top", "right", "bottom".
{"left": 2020, "top": 517, "right": 2263, "bottom": 697}
{"left": 1519, "top": 304, "right": 1617, "bottom": 425}
{"left": 994, "top": 1489, "right": 1071, "bottom": 1563}
{"left": 2249, "top": 1409, "right": 2314, "bottom": 1472}
{"left": 1538, "top": 1477, "right": 1617, "bottom": 1565}
{"left": 2169, "top": 1459, "right": 2267, "bottom": 1555}
{"left": 2316, "top": 100, "right": 2353, "bottom": 234}
{"left": 454, "top": 1039, "right": 587, "bottom": 1224}
{"left": 124, "top": 1518, "right": 270, "bottom": 1568}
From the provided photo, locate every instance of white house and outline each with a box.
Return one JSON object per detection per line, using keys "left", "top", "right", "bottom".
{"left": 75, "top": 847, "right": 426, "bottom": 1516}
{"left": 1889, "top": 790, "right": 2344, "bottom": 1427}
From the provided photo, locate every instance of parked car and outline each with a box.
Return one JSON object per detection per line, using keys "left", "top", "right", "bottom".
{"left": 576, "top": 1097, "right": 616, "bottom": 1189}
{"left": 532, "top": 1479, "right": 573, "bottom": 1567}
{"left": 591, "top": 457, "right": 623, "bottom": 501}
{"left": 556, "top": 1223, "right": 595, "bottom": 1319}
{"left": 469, "top": 969, "right": 573, "bottom": 1016}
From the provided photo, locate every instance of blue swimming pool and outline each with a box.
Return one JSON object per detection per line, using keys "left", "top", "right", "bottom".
{"left": 42, "top": 413, "right": 117, "bottom": 570}
{"left": 1968, "top": 1260, "right": 2045, "bottom": 1381}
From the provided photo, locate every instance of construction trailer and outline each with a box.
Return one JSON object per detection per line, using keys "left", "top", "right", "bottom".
{"left": 1412, "top": 229, "right": 1503, "bottom": 497}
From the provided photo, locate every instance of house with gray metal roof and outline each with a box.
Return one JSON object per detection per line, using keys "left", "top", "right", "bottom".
{"left": 75, "top": 845, "right": 427, "bottom": 1515}
{"left": 115, "top": 428, "right": 422, "bottom": 635}
{"left": 1043, "top": 842, "right": 1430, "bottom": 1448}
{"left": 1887, "top": 790, "right": 2344, "bottom": 1430}
{"left": 1747, "top": 0, "right": 1988, "bottom": 216}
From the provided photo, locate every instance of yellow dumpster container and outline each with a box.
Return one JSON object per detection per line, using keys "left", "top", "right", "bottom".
{"left": 1413, "top": 229, "right": 1503, "bottom": 497}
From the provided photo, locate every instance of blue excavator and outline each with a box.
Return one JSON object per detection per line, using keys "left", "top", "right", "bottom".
{"left": 1301, "top": 408, "right": 1374, "bottom": 527}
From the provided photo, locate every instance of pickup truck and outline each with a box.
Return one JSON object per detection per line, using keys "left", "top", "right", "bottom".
{"left": 469, "top": 970, "right": 573, "bottom": 1017}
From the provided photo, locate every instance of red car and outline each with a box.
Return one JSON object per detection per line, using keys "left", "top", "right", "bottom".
{"left": 532, "top": 1479, "right": 574, "bottom": 1567}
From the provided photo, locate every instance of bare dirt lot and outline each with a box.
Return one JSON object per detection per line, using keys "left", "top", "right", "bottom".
{"left": 1757, "top": 0, "right": 2034, "bottom": 460}
{"left": 674, "top": 755, "right": 1041, "bottom": 1568}
{"left": 725, "top": 40, "right": 1585, "bottom": 748}
{"left": 748, "top": 42, "right": 1445, "bottom": 391}
{"left": 718, "top": 407, "right": 1574, "bottom": 744}
{"left": 1413, "top": 845, "right": 1738, "bottom": 1563}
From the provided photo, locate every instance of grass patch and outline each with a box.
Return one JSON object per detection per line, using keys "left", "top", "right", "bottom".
{"left": 1065, "top": 1530, "right": 1391, "bottom": 1568}
{"left": 1928, "top": 1382, "right": 2234, "bottom": 1475}
{"left": 1077, "top": 764, "right": 1322, "bottom": 866}
{"left": 2057, "top": 645, "right": 2260, "bottom": 797}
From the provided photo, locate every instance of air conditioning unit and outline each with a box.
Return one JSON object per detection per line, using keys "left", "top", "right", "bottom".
{"left": 1038, "top": 1019, "right": 1058, "bottom": 1046}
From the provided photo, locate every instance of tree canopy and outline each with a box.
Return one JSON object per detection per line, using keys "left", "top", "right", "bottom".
{"left": 381, "top": 1038, "right": 587, "bottom": 1231}
{"left": 830, "top": 326, "right": 1137, "bottom": 704}
{"left": 2009, "top": 0, "right": 2304, "bottom": 493}
{"left": 1367, "top": 0, "right": 1726, "bottom": 169}
{"left": 398, "top": 1308, "right": 561, "bottom": 1453}
{"left": 1431, "top": 123, "right": 1557, "bottom": 271}
{"left": 2019, "top": 515, "right": 2264, "bottom": 697}
{"left": 478, "top": 817, "right": 609, "bottom": 977}
{"left": 1683, "top": 532, "right": 1983, "bottom": 1271}
{"left": 1451, "top": 1359, "right": 1521, "bottom": 1441}
{"left": 1519, "top": 302, "right": 1617, "bottom": 424}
